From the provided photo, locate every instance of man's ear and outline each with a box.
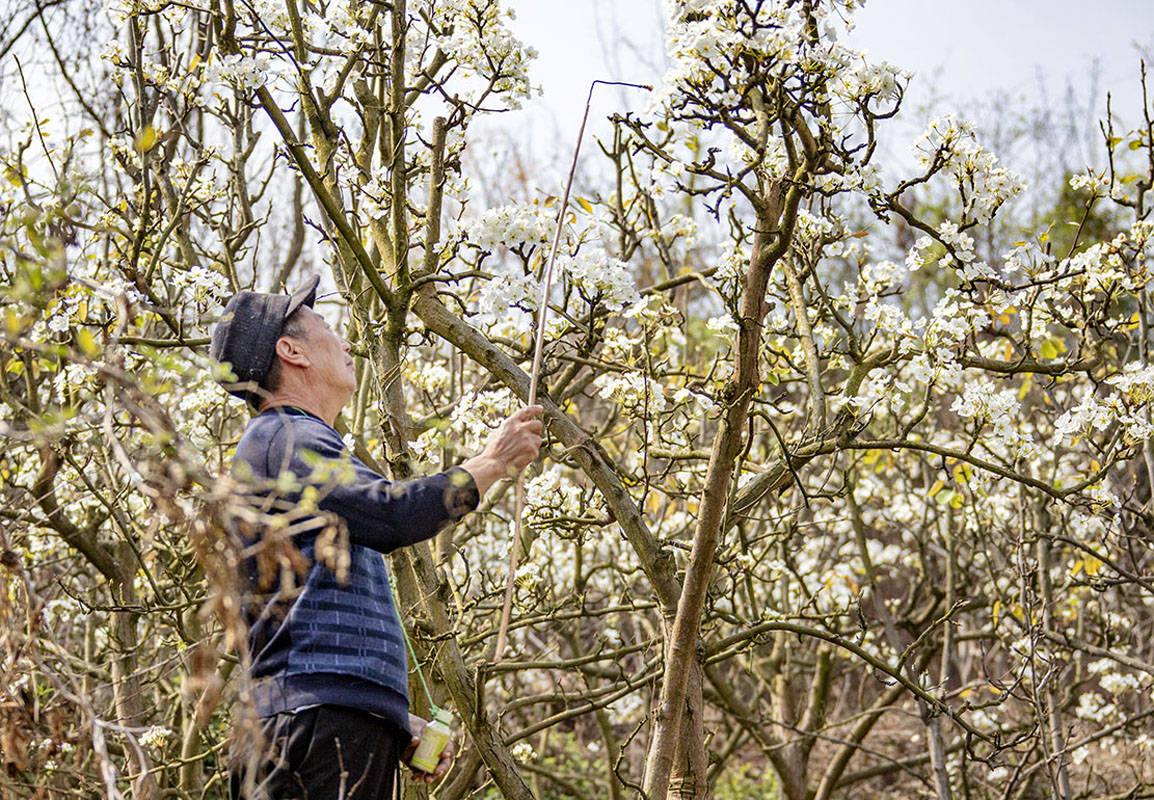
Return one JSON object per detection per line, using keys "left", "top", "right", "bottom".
{"left": 274, "top": 336, "right": 310, "bottom": 369}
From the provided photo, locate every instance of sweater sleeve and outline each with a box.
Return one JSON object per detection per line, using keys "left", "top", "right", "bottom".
{"left": 266, "top": 417, "right": 480, "bottom": 553}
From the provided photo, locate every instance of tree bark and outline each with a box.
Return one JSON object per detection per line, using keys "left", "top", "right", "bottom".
{"left": 110, "top": 558, "right": 157, "bottom": 800}
{"left": 1036, "top": 506, "right": 1073, "bottom": 800}
{"left": 667, "top": 656, "right": 708, "bottom": 800}
{"left": 643, "top": 189, "right": 799, "bottom": 797}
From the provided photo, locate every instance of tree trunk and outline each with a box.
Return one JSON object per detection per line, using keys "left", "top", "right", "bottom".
{"left": 667, "top": 655, "right": 708, "bottom": 799}
{"left": 1036, "top": 508, "right": 1072, "bottom": 800}
{"left": 109, "top": 557, "right": 157, "bottom": 800}
{"left": 644, "top": 200, "right": 794, "bottom": 797}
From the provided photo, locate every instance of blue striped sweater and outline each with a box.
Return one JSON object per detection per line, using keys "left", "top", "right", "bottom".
{"left": 232, "top": 407, "right": 478, "bottom": 732}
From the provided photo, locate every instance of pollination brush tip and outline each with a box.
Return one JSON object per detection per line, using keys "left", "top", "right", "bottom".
{"left": 591, "top": 79, "right": 655, "bottom": 93}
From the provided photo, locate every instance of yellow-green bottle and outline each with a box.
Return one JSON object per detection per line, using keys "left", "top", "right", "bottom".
{"left": 410, "top": 708, "right": 453, "bottom": 774}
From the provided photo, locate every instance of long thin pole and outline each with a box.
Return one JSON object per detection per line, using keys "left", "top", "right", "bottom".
{"left": 492, "top": 80, "right": 651, "bottom": 664}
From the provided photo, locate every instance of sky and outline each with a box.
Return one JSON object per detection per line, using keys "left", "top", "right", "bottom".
{"left": 480, "top": 0, "right": 1153, "bottom": 184}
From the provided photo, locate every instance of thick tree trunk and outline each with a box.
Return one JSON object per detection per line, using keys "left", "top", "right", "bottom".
{"left": 177, "top": 609, "right": 205, "bottom": 797}
{"left": 110, "top": 563, "right": 157, "bottom": 800}
{"left": 644, "top": 195, "right": 797, "bottom": 797}
{"left": 1036, "top": 507, "right": 1073, "bottom": 800}
{"left": 667, "top": 658, "right": 708, "bottom": 800}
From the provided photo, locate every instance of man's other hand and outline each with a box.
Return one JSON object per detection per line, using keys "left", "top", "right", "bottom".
{"left": 404, "top": 714, "right": 456, "bottom": 784}
{"left": 462, "top": 406, "right": 544, "bottom": 495}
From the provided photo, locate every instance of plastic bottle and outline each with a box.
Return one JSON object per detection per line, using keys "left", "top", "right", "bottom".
{"left": 410, "top": 708, "right": 453, "bottom": 774}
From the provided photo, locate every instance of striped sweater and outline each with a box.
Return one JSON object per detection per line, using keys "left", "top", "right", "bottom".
{"left": 231, "top": 406, "right": 478, "bottom": 732}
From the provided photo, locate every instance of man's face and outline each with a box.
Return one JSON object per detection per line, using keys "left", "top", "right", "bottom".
{"left": 288, "top": 307, "right": 357, "bottom": 401}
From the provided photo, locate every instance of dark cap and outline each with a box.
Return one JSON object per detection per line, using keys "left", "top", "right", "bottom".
{"left": 209, "top": 275, "right": 319, "bottom": 403}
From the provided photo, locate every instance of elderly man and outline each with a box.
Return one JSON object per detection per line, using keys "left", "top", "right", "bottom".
{"left": 211, "top": 276, "right": 542, "bottom": 799}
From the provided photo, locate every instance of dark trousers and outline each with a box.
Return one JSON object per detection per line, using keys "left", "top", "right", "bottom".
{"left": 230, "top": 705, "right": 408, "bottom": 800}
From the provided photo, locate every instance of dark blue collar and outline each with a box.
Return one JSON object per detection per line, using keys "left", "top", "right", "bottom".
{"left": 266, "top": 405, "right": 323, "bottom": 422}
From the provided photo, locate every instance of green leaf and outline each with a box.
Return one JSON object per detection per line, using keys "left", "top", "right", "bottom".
{"left": 1129, "top": 139, "right": 1145, "bottom": 151}
{"left": 134, "top": 125, "right": 157, "bottom": 153}
{"left": 4, "top": 311, "right": 23, "bottom": 337}
{"left": 1040, "top": 340, "right": 1058, "bottom": 360}
{"left": 76, "top": 328, "right": 99, "bottom": 357}
{"left": 575, "top": 196, "right": 594, "bottom": 214}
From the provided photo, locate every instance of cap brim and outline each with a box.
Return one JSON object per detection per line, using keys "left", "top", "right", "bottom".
{"left": 286, "top": 275, "right": 320, "bottom": 318}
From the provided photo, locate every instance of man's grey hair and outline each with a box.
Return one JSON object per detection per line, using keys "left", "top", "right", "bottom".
{"left": 260, "top": 308, "right": 310, "bottom": 396}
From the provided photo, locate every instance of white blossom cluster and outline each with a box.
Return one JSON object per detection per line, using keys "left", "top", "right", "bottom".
{"left": 1089, "top": 659, "right": 1144, "bottom": 695}
{"left": 203, "top": 53, "right": 270, "bottom": 91}
{"left": 827, "top": 55, "right": 909, "bottom": 105}
{"left": 173, "top": 266, "right": 230, "bottom": 303}
{"left": 525, "top": 466, "right": 593, "bottom": 525}
{"left": 510, "top": 741, "right": 536, "bottom": 762}
{"left": 139, "top": 726, "right": 173, "bottom": 750}
{"left": 427, "top": 0, "right": 536, "bottom": 109}
{"left": 649, "top": 0, "right": 905, "bottom": 200}
{"left": 473, "top": 268, "right": 539, "bottom": 335}
{"left": 923, "top": 289, "right": 989, "bottom": 348}
{"left": 1107, "top": 363, "right": 1154, "bottom": 405}
{"left": 358, "top": 167, "right": 391, "bottom": 222}
{"left": 464, "top": 201, "right": 643, "bottom": 342}
{"left": 1075, "top": 691, "right": 1119, "bottom": 724}
{"left": 407, "top": 363, "right": 453, "bottom": 396}
{"left": 1069, "top": 170, "right": 1110, "bottom": 195}
{"left": 913, "top": 116, "right": 1025, "bottom": 223}
{"left": 469, "top": 203, "right": 556, "bottom": 251}
{"left": 249, "top": 0, "right": 293, "bottom": 37}
{"left": 1052, "top": 383, "right": 1154, "bottom": 446}
{"left": 560, "top": 251, "right": 642, "bottom": 310}
{"left": 592, "top": 372, "right": 666, "bottom": 416}
{"left": 309, "top": 0, "right": 373, "bottom": 50}
{"left": 409, "top": 387, "right": 518, "bottom": 467}
{"left": 951, "top": 378, "right": 1039, "bottom": 461}
{"left": 1066, "top": 239, "right": 1140, "bottom": 293}
{"left": 654, "top": 1, "right": 803, "bottom": 113}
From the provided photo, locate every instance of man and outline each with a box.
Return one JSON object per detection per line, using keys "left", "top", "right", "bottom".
{"left": 210, "top": 276, "right": 542, "bottom": 798}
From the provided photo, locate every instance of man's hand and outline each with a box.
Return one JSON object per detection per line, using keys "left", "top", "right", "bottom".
{"left": 462, "top": 406, "right": 544, "bottom": 496}
{"left": 404, "top": 713, "right": 455, "bottom": 784}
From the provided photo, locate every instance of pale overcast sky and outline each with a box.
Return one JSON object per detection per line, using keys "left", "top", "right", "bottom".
{"left": 484, "top": 0, "right": 1153, "bottom": 180}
